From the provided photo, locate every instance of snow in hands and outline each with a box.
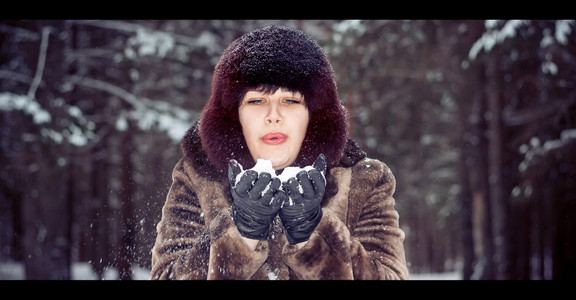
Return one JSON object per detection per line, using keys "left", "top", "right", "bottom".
{"left": 234, "top": 158, "right": 325, "bottom": 205}
{"left": 234, "top": 158, "right": 319, "bottom": 184}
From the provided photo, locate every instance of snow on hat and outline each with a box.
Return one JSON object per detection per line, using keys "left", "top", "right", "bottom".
{"left": 197, "top": 25, "right": 348, "bottom": 174}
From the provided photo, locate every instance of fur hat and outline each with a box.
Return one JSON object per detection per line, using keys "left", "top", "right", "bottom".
{"left": 195, "top": 25, "right": 348, "bottom": 175}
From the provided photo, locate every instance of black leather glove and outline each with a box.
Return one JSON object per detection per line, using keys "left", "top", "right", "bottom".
{"left": 279, "top": 154, "right": 326, "bottom": 244}
{"left": 228, "top": 159, "right": 285, "bottom": 240}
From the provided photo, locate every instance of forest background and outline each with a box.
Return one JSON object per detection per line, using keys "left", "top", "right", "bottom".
{"left": 0, "top": 19, "right": 575, "bottom": 280}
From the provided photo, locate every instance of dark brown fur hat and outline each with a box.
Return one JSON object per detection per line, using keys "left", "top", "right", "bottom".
{"left": 193, "top": 25, "right": 348, "bottom": 175}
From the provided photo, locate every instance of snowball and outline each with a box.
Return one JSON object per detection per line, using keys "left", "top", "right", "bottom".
{"left": 252, "top": 158, "right": 275, "bottom": 175}
{"left": 234, "top": 158, "right": 273, "bottom": 186}
{"left": 277, "top": 166, "right": 308, "bottom": 183}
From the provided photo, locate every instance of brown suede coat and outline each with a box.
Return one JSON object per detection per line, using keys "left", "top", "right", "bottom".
{"left": 150, "top": 128, "right": 409, "bottom": 280}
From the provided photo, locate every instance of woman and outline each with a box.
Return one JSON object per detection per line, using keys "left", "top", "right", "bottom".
{"left": 150, "top": 25, "right": 408, "bottom": 280}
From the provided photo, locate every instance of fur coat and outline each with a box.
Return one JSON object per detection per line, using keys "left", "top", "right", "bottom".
{"left": 150, "top": 25, "right": 408, "bottom": 280}
{"left": 149, "top": 124, "right": 409, "bottom": 280}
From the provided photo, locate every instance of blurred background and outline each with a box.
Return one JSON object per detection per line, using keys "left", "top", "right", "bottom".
{"left": 0, "top": 20, "right": 574, "bottom": 280}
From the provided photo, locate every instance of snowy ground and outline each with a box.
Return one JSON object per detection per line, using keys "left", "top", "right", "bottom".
{"left": 409, "top": 271, "right": 461, "bottom": 280}
{"left": 1, "top": 261, "right": 461, "bottom": 280}
{"left": 0, "top": 261, "right": 150, "bottom": 280}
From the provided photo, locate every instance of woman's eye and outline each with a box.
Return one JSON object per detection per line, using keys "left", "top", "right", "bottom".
{"left": 285, "top": 99, "right": 302, "bottom": 104}
{"left": 247, "top": 99, "right": 263, "bottom": 104}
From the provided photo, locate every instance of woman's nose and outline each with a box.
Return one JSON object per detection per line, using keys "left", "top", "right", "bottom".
{"left": 265, "top": 104, "right": 283, "bottom": 124}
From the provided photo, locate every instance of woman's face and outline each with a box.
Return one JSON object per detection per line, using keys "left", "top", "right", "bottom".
{"left": 239, "top": 88, "right": 309, "bottom": 170}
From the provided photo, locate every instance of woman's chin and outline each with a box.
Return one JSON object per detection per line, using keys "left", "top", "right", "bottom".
{"left": 262, "top": 157, "right": 291, "bottom": 171}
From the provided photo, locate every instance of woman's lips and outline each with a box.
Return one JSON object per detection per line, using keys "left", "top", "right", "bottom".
{"left": 262, "top": 132, "right": 287, "bottom": 145}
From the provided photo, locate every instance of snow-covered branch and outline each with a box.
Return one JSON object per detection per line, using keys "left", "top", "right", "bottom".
{"left": 71, "top": 20, "right": 220, "bottom": 56}
{"left": 69, "top": 75, "right": 147, "bottom": 110}
{"left": 0, "top": 69, "right": 34, "bottom": 85}
{"left": 503, "top": 98, "right": 576, "bottom": 126}
{"left": 0, "top": 92, "right": 97, "bottom": 146}
{"left": 0, "top": 23, "right": 39, "bottom": 41}
{"left": 0, "top": 92, "right": 51, "bottom": 124}
{"left": 469, "top": 20, "right": 575, "bottom": 61}
{"left": 468, "top": 20, "right": 529, "bottom": 60}
{"left": 518, "top": 128, "right": 576, "bottom": 173}
{"left": 69, "top": 75, "right": 195, "bottom": 142}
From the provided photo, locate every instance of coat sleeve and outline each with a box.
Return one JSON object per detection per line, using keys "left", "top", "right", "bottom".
{"left": 282, "top": 160, "right": 409, "bottom": 280}
{"left": 149, "top": 159, "right": 268, "bottom": 280}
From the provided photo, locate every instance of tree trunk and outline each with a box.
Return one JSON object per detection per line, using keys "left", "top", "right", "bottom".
{"left": 457, "top": 113, "right": 475, "bottom": 280}
{"left": 88, "top": 140, "right": 112, "bottom": 279}
{"left": 21, "top": 21, "right": 72, "bottom": 280}
{"left": 118, "top": 128, "right": 135, "bottom": 280}
{"left": 468, "top": 63, "right": 495, "bottom": 280}
{"left": 485, "top": 52, "right": 510, "bottom": 280}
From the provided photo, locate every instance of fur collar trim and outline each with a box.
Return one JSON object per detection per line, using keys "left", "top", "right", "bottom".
{"left": 181, "top": 122, "right": 365, "bottom": 181}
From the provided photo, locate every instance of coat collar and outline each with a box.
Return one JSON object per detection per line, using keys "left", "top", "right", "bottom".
{"left": 181, "top": 122, "right": 366, "bottom": 182}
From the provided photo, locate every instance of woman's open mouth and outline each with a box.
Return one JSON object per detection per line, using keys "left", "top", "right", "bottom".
{"left": 262, "top": 132, "right": 287, "bottom": 145}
